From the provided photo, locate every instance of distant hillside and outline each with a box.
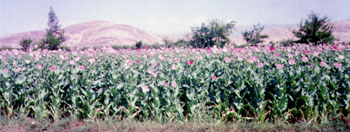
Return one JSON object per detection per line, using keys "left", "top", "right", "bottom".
{"left": 0, "top": 21, "right": 163, "bottom": 48}
{"left": 1, "top": 20, "right": 350, "bottom": 48}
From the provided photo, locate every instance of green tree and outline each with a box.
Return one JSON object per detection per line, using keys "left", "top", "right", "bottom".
{"left": 190, "top": 19, "right": 235, "bottom": 48}
{"left": 242, "top": 24, "right": 269, "bottom": 46}
{"left": 38, "top": 7, "right": 65, "bottom": 50}
{"left": 135, "top": 41, "right": 142, "bottom": 49}
{"left": 293, "top": 12, "right": 334, "bottom": 45}
{"left": 19, "top": 38, "right": 33, "bottom": 52}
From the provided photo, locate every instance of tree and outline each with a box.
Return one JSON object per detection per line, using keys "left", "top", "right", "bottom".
{"left": 293, "top": 12, "right": 334, "bottom": 45}
{"left": 190, "top": 19, "right": 235, "bottom": 48}
{"left": 19, "top": 38, "right": 33, "bottom": 52}
{"left": 135, "top": 41, "right": 142, "bottom": 49}
{"left": 242, "top": 24, "right": 269, "bottom": 46}
{"left": 38, "top": 7, "right": 65, "bottom": 50}
{"left": 48, "top": 7, "right": 60, "bottom": 34}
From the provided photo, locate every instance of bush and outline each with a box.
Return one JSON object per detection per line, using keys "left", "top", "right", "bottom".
{"left": 293, "top": 12, "right": 335, "bottom": 45}
{"left": 190, "top": 19, "right": 235, "bottom": 48}
{"left": 135, "top": 41, "right": 142, "bottom": 49}
{"left": 242, "top": 24, "right": 269, "bottom": 46}
{"left": 19, "top": 38, "right": 33, "bottom": 52}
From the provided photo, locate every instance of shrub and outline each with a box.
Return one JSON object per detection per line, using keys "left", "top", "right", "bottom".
{"left": 19, "top": 38, "right": 33, "bottom": 52}
{"left": 242, "top": 24, "right": 269, "bottom": 46}
{"left": 293, "top": 12, "right": 335, "bottom": 45}
{"left": 190, "top": 19, "right": 235, "bottom": 48}
{"left": 135, "top": 41, "right": 143, "bottom": 49}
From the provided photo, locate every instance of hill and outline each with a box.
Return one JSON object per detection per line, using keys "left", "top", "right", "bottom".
{"left": 0, "top": 21, "right": 163, "bottom": 48}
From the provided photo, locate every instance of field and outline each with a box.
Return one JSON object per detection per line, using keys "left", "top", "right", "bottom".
{"left": 1, "top": 44, "right": 350, "bottom": 131}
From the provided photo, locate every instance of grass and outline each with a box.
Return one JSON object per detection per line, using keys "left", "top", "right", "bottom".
{"left": 0, "top": 117, "right": 349, "bottom": 132}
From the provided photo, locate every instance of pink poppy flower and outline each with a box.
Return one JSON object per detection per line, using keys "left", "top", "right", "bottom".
{"left": 25, "top": 60, "right": 31, "bottom": 64}
{"left": 304, "top": 50, "right": 311, "bottom": 54}
{"left": 288, "top": 59, "right": 296, "bottom": 65}
{"left": 320, "top": 61, "right": 327, "bottom": 67}
{"left": 301, "top": 56, "right": 308, "bottom": 62}
{"left": 196, "top": 55, "right": 202, "bottom": 60}
{"left": 141, "top": 85, "right": 149, "bottom": 92}
{"left": 14, "top": 68, "right": 21, "bottom": 72}
{"left": 211, "top": 75, "right": 217, "bottom": 81}
{"left": 49, "top": 66, "right": 57, "bottom": 71}
{"left": 334, "top": 63, "right": 342, "bottom": 68}
{"left": 170, "top": 64, "right": 175, "bottom": 69}
{"left": 276, "top": 64, "right": 284, "bottom": 69}
{"left": 171, "top": 81, "right": 177, "bottom": 88}
{"left": 332, "top": 45, "right": 338, "bottom": 51}
{"left": 36, "top": 64, "right": 43, "bottom": 70}
{"left": 258, "top": 62, "right": 264, "bottom": 68}
{"left": 163, "top": 82, "right": 168, "bottom": 87}
{"left": 174, "top": 58, "right": 180, "bottom": 63}
{"left": 187, "top": 60, "right": 194, "bottom": 65}
{"left": 152, "top": 62, "right": 157, "bottom": 67}
{"left": 88, "top": 58, "right": 95, "bottom": 63}
{"left": 224, "top": 57, "right": 231, "bottom": 63}
{"left": 79, "top": 65, "right": 85, "bottom": 70}
{"left": 69, "top": 60, "right": 75, "bottom": 65}
{"left": 135, "top": 59, "right": 140, "bottom": 64}
{"left": 313, "top": 51, "right": 319, "bottom": 57}
{"left": 269, "top": 46, "right": 275, "bottom": 51}
{"left": 274, "top": 53, "right": 280, "bottom": 58}
{"left": 2, "top": 69, "right": 8, "bottom": 74}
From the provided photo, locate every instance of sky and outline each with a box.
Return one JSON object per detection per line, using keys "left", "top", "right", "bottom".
{"left": 1, "top": 0, "right": 350, "bottom": 36}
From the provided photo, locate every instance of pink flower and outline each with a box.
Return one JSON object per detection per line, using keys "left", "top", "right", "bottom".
{"left": 49, "top": 66, "right": 57, "bottom": 71}
{"left": 274, "top": 53, "right": 280, "bottom": 58}
{"left": 141, "top": 85, "right": 149, "bottom": 92}
{"left": 14, "top": 68, "right": 21, "bottom": 72}
{"left": 304, "top": 50, "right": 311, "bottom": 54}
{"left": 171, "top": 81, "right": 177, "bottom": 88}
{"left": 152, "top": 62, "right": 158, "bottom": 67}
{"left": 163, "top": 82, "right": 168, "bottom": 87}
{"left": 320, "top": 61, "right": 327, "bottom": 67}
{"left": 196, "top": 55, "right": 202, "bottom": 60}
{"left": 79, "top": 65, "right": 85, "bottom": 70}
{"left": 313, "top": 51, "right": 319, "bottom": 57}
{"left": 36, "top": 64, "right": 43, "bottom": 70}
{"left": 258, "top": 62, "right": 264, "bottom": 68}
{"left": 151, "top": 72, "right": 157, "bottom": 78}
{"left": 69, "top": 60, "right": 75, "bottom": 65}
{"left": 187, "top": 60, "right": 194, "bottom": 65}
{"left": 301, "top": 56, "right": 308, "bottom": 62}
{"left": 334, "top": 63, "right": 342, "bottom": 68}
{"left": 88, "top": 58, "right": 95, "bottom": 63}
{"left": 288, "top": 59, "right": 296, "bottom": 65}
{"left": 211, "top": 75, "right": 217, "bottom": 81}
{"left": 269, "top": 46, "right": 275, "bottom": 51}
{"left": 25, "top": 60, "right": 31, "bottom": 64}
{"left": 13, "top": 61, "right": 17, "bottom": 66}
{"left": 224, "top": 57, "right": 231, "bottom": 63}
{"left": 332, "top": 45, "right": 338, "bottom": 51}
{"left": 135, "top": 59, "right": 140, "bottom": 64}
{"left": 170, "top": 64, "right": 175, "bottom": 69}
{"left": 276, "top": 64, "right": 284, "bottom": 69}
{"left": 174, "top": 58, "right": 180, "bottom": 63}
{"left": 2, "top": 69, "right": 8, "bottom": 74}
{"left": 247, "top": 56, "right": 258, "bottom": 63}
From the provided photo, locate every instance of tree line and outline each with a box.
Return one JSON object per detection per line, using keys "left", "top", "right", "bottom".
{"left": 20, "top": 9, "right": 336, "bottom": 51}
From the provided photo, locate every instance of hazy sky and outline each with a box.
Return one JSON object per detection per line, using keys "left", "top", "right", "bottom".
{"left": 1, "top": 0, "right": 350, "bottom": 35}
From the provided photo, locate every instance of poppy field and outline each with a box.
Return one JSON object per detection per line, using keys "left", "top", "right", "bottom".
{"left": 0, "top": 44, "right": 349, "bottom": 123}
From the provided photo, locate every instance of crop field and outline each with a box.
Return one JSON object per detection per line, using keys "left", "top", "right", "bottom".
{"left": 0, "top": 44, "right": 350, "bottom": 127}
